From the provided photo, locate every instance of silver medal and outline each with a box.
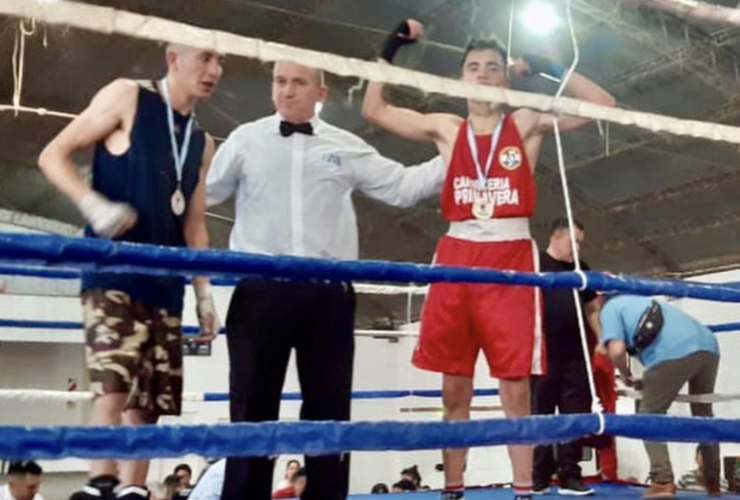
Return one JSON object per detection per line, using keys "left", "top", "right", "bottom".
{"left": 171, "top": 188, "right": 186, "bottom": 216}
{"left": 161, "top": 77, "right": 194, "bottom": 219}
{"left": 466, "top": 117, "right": 504, "bottom": 220}
{"left": 472, "top": 193, "right": 494, "bottom": 220}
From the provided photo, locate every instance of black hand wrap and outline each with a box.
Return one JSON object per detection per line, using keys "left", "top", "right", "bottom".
{"left": 522, "top": 53, "right": 565, "bottom": 78}
{"left": 381, "top": 21, "right": 415, "bottom": 63}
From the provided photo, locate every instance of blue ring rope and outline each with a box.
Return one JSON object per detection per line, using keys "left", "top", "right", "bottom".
{"left": 199, "top": 389, "right": 500, "bottom": 402}
{"left": 0, "top": 414, "right": 738, "bottom": 460}
{"left": 2, "top": 233, "right": 740, "bottom": 302}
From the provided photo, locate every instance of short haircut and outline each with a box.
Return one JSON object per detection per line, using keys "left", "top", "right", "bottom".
{"left": 401, "top": 465, "right": 421, "bottom": 484}
{"left": 371, "top": 483, "right": 389, "bottom": 494}
{"left": 461, "top": 37, "right": 508, "bottom": 70}
{"left": 392, "top": 479, "right": 417, "bottom": 491}
{"left": 314, "top": 69, "right": 326, "bottom": 87}
{"left": 8, "top": 461, "right": 42, "bottom": 477}
{"left": 174, "top": 463, "right": 192, "bottom": 475}
{"left": 273, "top": 62, "right": 325, "bottom": 87}
{"left": 549, "top": 217, "right": 584, "bottom": 236}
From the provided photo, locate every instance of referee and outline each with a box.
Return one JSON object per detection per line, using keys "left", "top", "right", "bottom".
{"left": 207, "top": 60, "right": 444, "bottom": 500}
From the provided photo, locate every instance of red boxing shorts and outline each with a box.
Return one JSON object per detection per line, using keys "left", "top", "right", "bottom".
{"left": 413, "top": 235, "right": 545, "bottom": 379}
{"left": 592, "top": 352, "right": 617, "bottom": 413}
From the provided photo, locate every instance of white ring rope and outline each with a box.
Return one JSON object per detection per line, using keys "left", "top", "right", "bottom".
{"left": 0, "top": 390, "right": 208, "bottom": 403}
{"left": 0, "top": 104, "right": 77, "bottom": 119}
{"left": 0, "top": 388, "right": 737, "bottom": 404}
{"left": 2, "top": 0, "right": 740, "bottom": 144}
{"left": 552, "top": 0, "right": 602, "bottom": 415}
{"left": 621, "top": 0, "right": 740, "bottom": 27}
{"left": 617, "top": 388, "right": 740, "bottom": 404}
{"left": 353, "top": 284, "right": 428, "bottom": 295}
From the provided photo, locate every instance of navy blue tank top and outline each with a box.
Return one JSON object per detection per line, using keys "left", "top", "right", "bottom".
{"left": 81, "top": 82, "right": 205, "bottom": 316}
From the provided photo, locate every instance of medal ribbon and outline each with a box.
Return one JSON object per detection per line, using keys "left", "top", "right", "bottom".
{"left": 160, "top": 77, "right": 194, "bottom": 190}
{"left": 466, "top": 115, "right": 505, "bottom": 191}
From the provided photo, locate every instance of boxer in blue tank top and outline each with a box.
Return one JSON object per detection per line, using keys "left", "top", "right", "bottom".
{"left": 38, "top": 44, "right": 224, "bottom": 500}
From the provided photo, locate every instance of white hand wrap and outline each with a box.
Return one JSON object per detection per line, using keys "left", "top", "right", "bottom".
{"left": 195, "top": 282, "right": 220, "bottom": 336}
{"left": 78, "top": 192, "right": 136, "bottom": 238}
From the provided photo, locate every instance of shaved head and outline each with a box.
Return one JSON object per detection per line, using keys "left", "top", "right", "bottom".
{"left": 163, "top": 43, "right": 225, "bottom": 101}
{"left": 166, "top": 43, "right": 196, "bottom": 55}
{"left": 273, "top": 61, "right": 325, "bottom": 88}
{"left": 272, "top": 60, "right": 328, "bottom": 123}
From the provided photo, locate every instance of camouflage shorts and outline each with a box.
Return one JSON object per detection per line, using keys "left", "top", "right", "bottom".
{"left": 82, "top": 289, "right": 183, "bottom": 416}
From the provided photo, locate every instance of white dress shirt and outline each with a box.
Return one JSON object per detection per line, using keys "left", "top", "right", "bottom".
{"left": 188, "top": 460, "right": 225, "bottom": 500}
{"left": 207, "top": 113, "right": 445, "bottom": 260}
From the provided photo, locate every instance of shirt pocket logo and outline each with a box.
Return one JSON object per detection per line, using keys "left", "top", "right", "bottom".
{"left": 322, "top": 153, "right": 342, "bottom": 167}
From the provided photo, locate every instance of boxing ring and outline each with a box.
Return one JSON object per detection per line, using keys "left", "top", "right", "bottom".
{"left": 2, "top": 0, "right": 740, "bottom": 497}
{"left": 0, "top": 233, "right": 740, "bottom": 497}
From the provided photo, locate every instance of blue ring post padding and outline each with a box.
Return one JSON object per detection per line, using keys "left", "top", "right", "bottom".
{"left": 4, "top": 233, "right": 740, "bottom": 302}
{"left": 2, "top": 414, "right": 740, "bottom": 460}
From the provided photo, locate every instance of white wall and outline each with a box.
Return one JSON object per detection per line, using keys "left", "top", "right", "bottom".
{"left": 2, "top": 221, "right": 740, "bottom": 496}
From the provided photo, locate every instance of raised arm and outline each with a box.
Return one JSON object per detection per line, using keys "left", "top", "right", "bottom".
{"left": 361, "top": 20, "right": 455, "bottom": 142}
{"left": 511, "top": 54, "right": 616, "bottom": 135}
{"left": 38, "top": 78, "right": 139, "bottom": 237}
{"left": 353, "top": 144, "right": 446, "bottom": 208}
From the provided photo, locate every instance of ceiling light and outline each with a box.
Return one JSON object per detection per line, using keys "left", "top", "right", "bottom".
{"left": 520, "top": 1, "right": 560, "bottom": 36}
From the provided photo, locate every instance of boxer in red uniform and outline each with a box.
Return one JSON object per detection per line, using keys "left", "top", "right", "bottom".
{"left": 362, "top": 19, "right": 616, "bottom": 500}
{"left": 587, "top": 294, "right": 619, "bottom": 481}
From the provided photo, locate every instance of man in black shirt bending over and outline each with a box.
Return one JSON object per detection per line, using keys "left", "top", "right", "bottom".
{"left": 533, "top": 218, "right": 603, "bottom": 496}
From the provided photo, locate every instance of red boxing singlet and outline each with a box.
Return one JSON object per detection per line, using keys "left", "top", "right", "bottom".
{"left": 441, "top": 115, "right": 535, "bottom": 221}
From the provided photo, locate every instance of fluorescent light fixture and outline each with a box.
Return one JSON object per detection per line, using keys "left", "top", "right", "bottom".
{"left": 520, "top": 1, "right": 560, "bottom": 36}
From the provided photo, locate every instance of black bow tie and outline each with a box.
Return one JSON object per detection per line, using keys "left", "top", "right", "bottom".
{"left": 280, "top": 121, "right": 314, "bottom": 137}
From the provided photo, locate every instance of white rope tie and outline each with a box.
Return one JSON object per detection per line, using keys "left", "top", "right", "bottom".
{"left": 575, "top": 269, "right": 589, "bottom": 292}
{"left": 595, "top": 411, "right": 606, "bottom": 436}
{"left": 506, "top": 0, "right": 515, "bottom": 79}
{"left": 553, "top": 0, "right": 602, "bottom": 416}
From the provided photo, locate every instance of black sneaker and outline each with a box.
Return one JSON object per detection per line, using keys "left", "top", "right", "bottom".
{"left": 69, "top": 475, "right": 120, "bottom": 500}
{"left": 116, "top": 486, "right": 149, "bottom": 500}
{"left": 558, "top": 478, "right": 595, "bottom": 496}
{"left": 533, "top": 479, "right": 551, "bottom": 495}
{"left": 441, "top": 490, "right": 465, "bottom": 500}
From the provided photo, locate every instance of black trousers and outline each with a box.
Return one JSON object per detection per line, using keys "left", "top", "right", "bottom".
{"left": 531, "top": 359, "right": 592, "bottom": 482}
{"left": 220, "top": 280, "right": 356, "bottom": 500}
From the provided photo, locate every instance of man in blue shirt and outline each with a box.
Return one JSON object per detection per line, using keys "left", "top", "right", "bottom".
{"left": 600, "top": 295, "right": 720, "bottom": 498}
